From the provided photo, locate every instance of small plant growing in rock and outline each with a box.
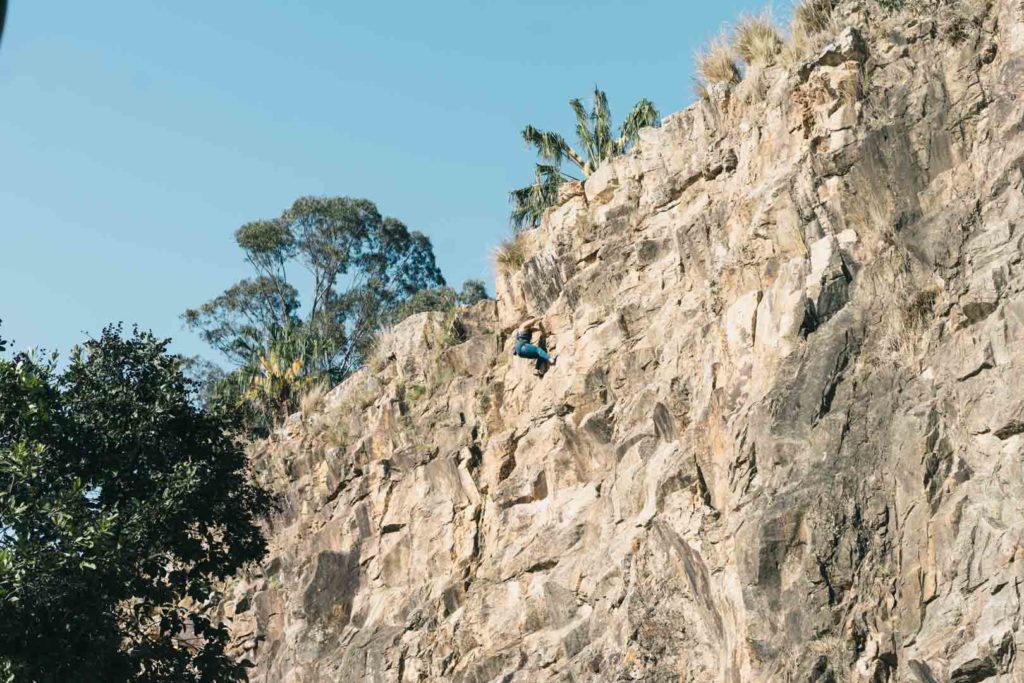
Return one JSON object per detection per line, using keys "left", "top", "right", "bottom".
{"left": 406, "top": 384, "right": 427, "bottom": 404}
{"left": 783, "top": 0, "right": 842, "bottom": 69}
{"left": 734, "top": 13, "right": 784, "bottom": 67}
{"left": 902, "top": 287, "right": 940, "bottom": 329}
{"left": 427, "top": 365, "right": 459, "bottom": 395}
{"left": 368, "top": 326, "right": 397, "bottom": 373}
{"left": 350, "top": 385, "right": 378, "bottom": 410}
{"left": 494, "top": 234, "right": 527, "bottom": 275}
{"left": 323, "top": 420, "right": 349, "bottom": 451}
{"left": 299, "top": 381, "right": 328, "bottom": 422}
{"left": 795, "top": 0, "right": 837, "bottom": 34}
{"left": 697, "top": 37, "right": 741, "bottom": 88}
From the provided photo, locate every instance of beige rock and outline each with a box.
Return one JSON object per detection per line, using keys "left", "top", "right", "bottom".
{"left": 218, "top": 3, "right": 1024, "bottom": 680}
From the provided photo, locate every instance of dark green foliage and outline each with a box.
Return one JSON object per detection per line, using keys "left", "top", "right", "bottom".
{"left": 510, "top": 165, "right": 563, "bottom": 232}
{"left": 390, "top": 279, "right": 491, "bottom": 324}
{"left": 0, "top": 325, "right": 271, "bottom": 682}
{"left": 184, "top": 277, "right": 301, "bottom": 367}
{"left": 185, "top": 196, "right": 445, "bottom": 429}
{"left": 511, "top": 87, "right": 659, "bottom": 232}
{"left": 393, "top": 287, "right": 458, "bottom": 321}
{"left": 458, "top": 279, "right": 490, "bottom": 307}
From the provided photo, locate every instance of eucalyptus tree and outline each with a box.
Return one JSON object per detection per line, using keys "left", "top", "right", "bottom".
{"left": 185, "top": 196, "right": 445, "bottom": 430}
{"left": 510, "top": 87, "right": 660, "bottom": 231}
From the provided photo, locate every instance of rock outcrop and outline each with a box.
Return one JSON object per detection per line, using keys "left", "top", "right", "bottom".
{"left": 222, "top": 1, "right": 1024, "bottom": 680}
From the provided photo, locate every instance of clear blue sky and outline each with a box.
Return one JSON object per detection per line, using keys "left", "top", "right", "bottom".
{"left": 1, "top": 0, "right": 772, "bottom": 363}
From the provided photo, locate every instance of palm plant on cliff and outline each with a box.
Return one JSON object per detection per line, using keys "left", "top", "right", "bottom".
{"left": 510, "top": 87, "right": 659, "bottom": 232}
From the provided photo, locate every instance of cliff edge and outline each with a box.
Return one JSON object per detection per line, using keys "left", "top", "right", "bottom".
{"left": 223, "top": 1, "right": 1024, "bottom": 680}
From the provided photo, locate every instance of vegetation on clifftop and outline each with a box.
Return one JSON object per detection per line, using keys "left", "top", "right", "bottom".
{"left": 510, "top": 87, "right": 660, "bottom": 232}
{"left": 184, "top": 196, "right": 450, "bottom": 431}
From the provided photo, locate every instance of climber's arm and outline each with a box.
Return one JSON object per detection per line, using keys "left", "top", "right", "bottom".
{"left": 519, "top": 316, "right": 544, "bottom": 333}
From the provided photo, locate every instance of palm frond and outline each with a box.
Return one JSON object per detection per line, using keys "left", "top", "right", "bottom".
{"left": 521, "top": 125, "right": 569, "bottom": 165}
{"left": 515, "top": 87, "right": 658, "bottom": 205}
{"left": 509, "top": 164, "right": 563, "bottom": 232}
{"left": 617, "top": 99, "right": 660, "bottom": 153}
{"left": 569, "top": 98, "right": 597, "bottom": 172}
{"left": 591, "top": 87, "right": 613, "bottom": 163}
{"left": 509, "top": 188, "right": 547, "bottom": 233}
{"left": 534, "top": 164, "right": 564, "bottom": 184}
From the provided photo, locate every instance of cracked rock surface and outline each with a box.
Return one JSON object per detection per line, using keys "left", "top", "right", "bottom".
{"left": 221, "top": 2, "right": 1024, "bottom": 680}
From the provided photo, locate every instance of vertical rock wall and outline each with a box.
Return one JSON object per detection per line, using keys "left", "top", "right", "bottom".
{"left": 224, "top": 2, "right": 1024, "bottom": 680}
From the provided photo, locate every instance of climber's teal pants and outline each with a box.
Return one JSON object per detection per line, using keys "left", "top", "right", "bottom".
{"left": 516, "top": 343, "right": 551, "bottom": 371}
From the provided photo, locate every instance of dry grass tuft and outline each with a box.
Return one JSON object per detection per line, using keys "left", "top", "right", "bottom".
{"left": 323, "top": 417, "right": 349, "bottom": 451}
{"left": 794, "top": 0, "right": 837, "bottom": 35}
{"left": 368, "top": 325, "right": 397, "bottom": 373}
{"left": 877, "top": 285, "right": 941, "bottom": 364}
{"left": 493, "top": 234, "right": 527, "bottom": 275}
{"left": 856, "top": 241, "right": 942, "bottom": 369}
{"left": 734, "top": 13, "right": 784, "bottom": 67}
{"left": 781, "top": 0, "right": 840, "bottom": 68}
{"left": 697, "top": 37, "right": 741, "bottom": 85}
{"left": 693, "top": 79, "right": 711, "bottom": 101}
{"left": 734, "top": 67, "right": 771, "bottom": 107}
{"left": 299, "top": 381, "right": 328, "bottom": 422}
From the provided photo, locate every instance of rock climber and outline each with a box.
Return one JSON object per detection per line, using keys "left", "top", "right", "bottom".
{"left": 512, "top": 315, "right": 556, "bottom": 375}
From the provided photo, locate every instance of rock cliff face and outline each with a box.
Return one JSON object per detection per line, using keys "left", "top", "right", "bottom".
{"left": 223, "top": 2, "right": 1024, "bottom": 680}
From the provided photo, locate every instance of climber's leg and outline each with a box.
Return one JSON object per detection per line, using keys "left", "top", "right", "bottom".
{"left": 518, "top": 343, "right": 551, "bottom": 363}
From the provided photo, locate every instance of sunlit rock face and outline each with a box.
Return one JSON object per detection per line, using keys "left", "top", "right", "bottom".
{"left": 222, "top": 2, "right": 1024, "bottom": 679}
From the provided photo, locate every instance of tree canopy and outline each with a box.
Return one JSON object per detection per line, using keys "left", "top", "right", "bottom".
{"left": 0, "top": 324, "right": 271, "bottom": 682}
{"left": 390, "top": 278, "right": 490, "bottom": 322}
{"left": 184, "top": 196, "right": 447, "bottom": 429}
{"left": 511, "top": 87, "right": 659, "bottom": 231}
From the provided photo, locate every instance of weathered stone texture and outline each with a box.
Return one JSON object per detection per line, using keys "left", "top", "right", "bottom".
{"left": 223, "top": 2, "right": 1024, "bottom": 680}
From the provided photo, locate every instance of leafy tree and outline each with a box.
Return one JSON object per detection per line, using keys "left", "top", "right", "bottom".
{"left": 390, "top": 279, "right": 491, "bottom": 324}
{"left": 392, "top": 287, "right": 458, "bottom": 323}
{"left": 457, "top": 279, "right": 490, "bottom": 307}
{"left": 0, "top": 325, "right": 272, "bottom": 682}
{"left": 510, "top": 87, "right": 660, "bottom": 231}
{"left": 184, "top": 196, "right": 445, "bottom": 428}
